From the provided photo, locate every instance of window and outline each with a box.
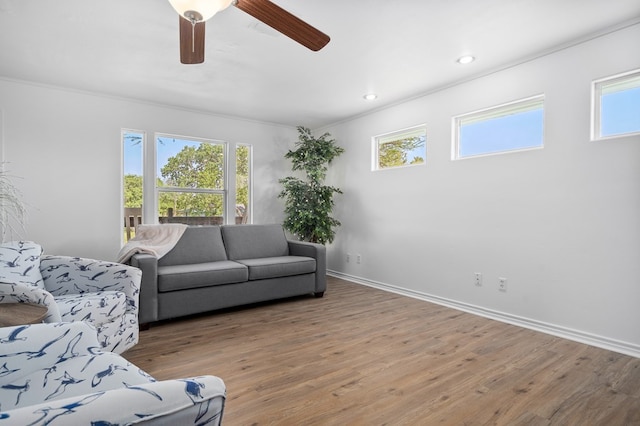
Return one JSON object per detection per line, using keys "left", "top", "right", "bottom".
{"left": 122, "top": 130, "right": 143, "bottom": 242}
{"left": 156, "top": 134, "right": 226, "bottom": 225}
{"left": 235, "top": 144, "right": 251, "bottom": 224}
{"left": 373, "top": 125, "right": 426, "bottom": 170}
{"left": 453, "top": 95, "right": 544, "bottom": 159}
{"left": 121, "top": 130, "right": 252, "bottom": 242}
{"left": 592, "top": 69, "right": 640, "bottom": 140}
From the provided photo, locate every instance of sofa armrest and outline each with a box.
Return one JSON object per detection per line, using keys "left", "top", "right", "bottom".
{"left": 0, "top": 375, "right": 226, "bottom": 426}
{"left": 0, "top": 282, "right": 61, "bottom": 322}
{"left": 288, "top": 240, "right": 326, "bottom": 294}
{"left": 130, "top": 253, "right": 159, "bottom": 324}
{"left": 40, "top": 255, "right": 141, "bottom": 319}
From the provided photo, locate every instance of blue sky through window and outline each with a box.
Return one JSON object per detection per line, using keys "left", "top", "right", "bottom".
{"left": 155, "top": 137, "right": 202, "bottom": 181}
{"left": 458, "top": 108, "right": 544, "bottom": 158}
{"left": 407, "top": 134, "right": 426, "bottom": 163}
{"left": 125, "top": 84, "right": 637, "bottom": 171}
{"left": 601, "top": 87, "right": 640, "bottom": 137}
{"left": 123, "top": 134, "right": 205, "bottom": 178}
{"left": 123, "top": 132, "right": 142, "bottom": 175}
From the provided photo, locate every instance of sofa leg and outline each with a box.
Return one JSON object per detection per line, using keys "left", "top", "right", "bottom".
{"left": 314, "top": 291, "right": 325, "bottom": 298}
{"left": 140, "top": 323, "right": 150, "bottom": 331}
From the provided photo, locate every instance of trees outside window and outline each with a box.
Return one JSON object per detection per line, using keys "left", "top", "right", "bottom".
{"left": 122, "top": 130, "right": 143, "bottom": 241}
{"left": 122, "top": 131, "right": 252, "bottom": 242}
{"left": 236, "top": 144, "right": 251, "bottom": 223}
{"left": 374, "top": 125, "right": 426, "bottom": 170}
{"left": 156, "top": 135, "right": 225, "bottom": 222}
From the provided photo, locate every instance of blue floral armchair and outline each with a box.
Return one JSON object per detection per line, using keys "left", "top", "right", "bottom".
{"left": 0, "top": 241, "right": 141, "bottom": 354}
{"left": 0, "top": 322, "right": 226, "bottom": 425}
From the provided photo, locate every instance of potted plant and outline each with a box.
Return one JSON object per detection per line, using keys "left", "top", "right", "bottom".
{"left": 0, "top": 163, "right": 26, "bottom": 242}
{"left": 279, "top": 126, "right": 344, "bottom": 245}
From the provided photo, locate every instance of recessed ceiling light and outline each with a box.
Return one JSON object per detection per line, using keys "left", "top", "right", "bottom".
{"left": 457, "top": 55, "right": 475, "bottom": 65}
{"left": 363, "top": 93, "right": 378, "bottom": 101}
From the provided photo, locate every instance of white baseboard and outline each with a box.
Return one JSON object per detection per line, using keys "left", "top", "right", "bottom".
{"left": 328, "top": 270, "right": 640, "bottom": 359}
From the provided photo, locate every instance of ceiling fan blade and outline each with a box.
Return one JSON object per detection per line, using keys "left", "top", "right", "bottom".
{"left": 179, "top": 16, "right": 205, "bottom": 64}
{"left": 234, "top": 0, "right": 330, "bottom": 51}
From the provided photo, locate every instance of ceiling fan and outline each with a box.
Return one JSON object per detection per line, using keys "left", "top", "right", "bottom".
{"left": 167, "top": 0, "right": 331, "bottom": 64}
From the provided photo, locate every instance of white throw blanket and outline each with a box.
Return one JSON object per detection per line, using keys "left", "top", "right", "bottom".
{"left": 117, "top": 223, "right": 188, "bottom": 263}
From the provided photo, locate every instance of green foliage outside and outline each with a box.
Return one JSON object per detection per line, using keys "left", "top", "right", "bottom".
{"left": 159, "top": 142, "right": 224, "bottom": 216}
{"left": 123, "top": 143, "right": 250, "bottom": 218}
{"left": 378, "top": 135, "right": 425, "bottom": 169}
{"left": 279, "top": 126, "right": 344, "bottom": 245}
{"left": 236, "top": 145, "right": 250, "bottom": 220}
{"left": 123, "top": 174, "right": 143, "bottom": 208}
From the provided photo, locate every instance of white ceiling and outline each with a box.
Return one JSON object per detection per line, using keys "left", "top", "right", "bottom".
{"left": 1, "top": 0, "right": 639, "bottom": 128}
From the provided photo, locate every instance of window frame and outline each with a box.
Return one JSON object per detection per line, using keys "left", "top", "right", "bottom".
{"left": 591, "top": 68, "right": 640, "bottom": 141}
{"left": 122, "top": 129, "right": 145, "bottom": 243}
{"left": 235, "top": 143, "right": 253, "bottom": 224}
{"left": 452, "top": 94, "right": 545, "bottom": 160}
{"left": 155, "top": 132, "right": 227, "bottom": 224}
{"left": 372, "top": 124, "right": 427, "bottom": 171}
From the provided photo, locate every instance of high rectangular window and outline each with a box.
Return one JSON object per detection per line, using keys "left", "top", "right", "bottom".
{"left": 453, "top": 95, "right": 544, "bottom": 159}
{"left": 592, "top": 69, "right": 640, "bottom": 140}
{"left": 373, "top": 125, "right": 426, "bottom": 170}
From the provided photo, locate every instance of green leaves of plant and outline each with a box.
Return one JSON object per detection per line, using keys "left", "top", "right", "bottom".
{"left": 279, "top": 127, "right": 344, "bottom": 245}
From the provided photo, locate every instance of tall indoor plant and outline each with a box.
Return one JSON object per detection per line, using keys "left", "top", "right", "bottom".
{"left": 279, "top": 126, "right": 344, "bottom": 245}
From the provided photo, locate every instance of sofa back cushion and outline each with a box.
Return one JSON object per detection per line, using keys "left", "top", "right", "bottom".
{"left": 159, "top": 226, "right": 228, "bottom": 266}
{"left": 221, "top": 224, "right": 289, "bottom": 260}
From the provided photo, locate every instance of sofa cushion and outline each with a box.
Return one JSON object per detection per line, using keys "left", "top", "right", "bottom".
{"left": 237, "top": 256, "right": 316, "bottom": 280}
{"left": 221, "top": 224, "right": 289, "bottom": 260}
{"left": 55, "top": 291, "right": 127, "bottom": 328}
{"left": 159, "top": 226, "right": 228, "bottom": 266}
{"left": 157, "top": 261, "right": 248, "bottom": 292}
{"left": 0, "top": 240, "right": 44, "bottom": 289}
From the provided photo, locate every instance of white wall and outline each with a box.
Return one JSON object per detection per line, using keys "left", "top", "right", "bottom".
{"left": 322, "top": 24, "right": 640, "bottom": 355}
{"left": 0, "top": 80, "right": 295, "bottom": 260}
{"left": 1, "top": 23, "right": 638, "bottom": 356}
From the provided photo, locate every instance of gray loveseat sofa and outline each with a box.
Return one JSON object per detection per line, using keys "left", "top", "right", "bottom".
{"left": 129, "top": 224, "right": 326, "bottom": 325}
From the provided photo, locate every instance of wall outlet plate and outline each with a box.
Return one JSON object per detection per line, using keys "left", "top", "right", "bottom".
{"left": 498, "top": 277, "right": 507, "bottom": 292}
{"left": 474, "top": 272, "right": 482, "bottom": 286}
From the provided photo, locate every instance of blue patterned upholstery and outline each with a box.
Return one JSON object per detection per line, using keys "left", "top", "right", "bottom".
{"left": 0, "top": 242, "right": 141, "bottom": 354}
{"left": 0, "top": 322, "right": 226, "bottom": 425}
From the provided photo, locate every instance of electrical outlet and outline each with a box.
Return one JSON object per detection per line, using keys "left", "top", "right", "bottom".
{"left": 498, "top": 277, "right": 508, "bottom": 292}
{"left": 356, "top": 254, "right": 362, "bottom": 264}
{"left": 474, "top": 272, "right": 482, "bottom": 287}
{"left": 346, "top": 253, "right": 351, "bottom": 263}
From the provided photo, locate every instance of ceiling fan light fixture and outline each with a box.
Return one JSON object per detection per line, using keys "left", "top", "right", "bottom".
{"left": 168, "top": 0, "right": 234, "bottom": 22}
{"left": 172, "top": 0, "right": 331, "bottom": 64}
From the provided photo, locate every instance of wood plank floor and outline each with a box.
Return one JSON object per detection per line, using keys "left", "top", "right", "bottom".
{"left": 124, "top": 276, "right": 640, "bottom": 425}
